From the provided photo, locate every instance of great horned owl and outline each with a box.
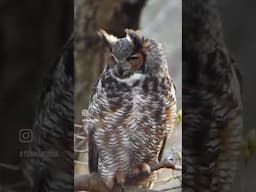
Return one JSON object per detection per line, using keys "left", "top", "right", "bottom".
{"left": 85, "top": 29, "right": 176, "bottom": 189}
{"left": 183, "top": 0, "right": 243, "bottom": 191}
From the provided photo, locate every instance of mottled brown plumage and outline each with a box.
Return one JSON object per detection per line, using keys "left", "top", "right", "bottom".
{"left": 84, "top": 29, "right": 176, "bottom": 189}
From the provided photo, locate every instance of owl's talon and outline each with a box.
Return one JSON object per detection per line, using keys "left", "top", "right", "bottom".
{"left": 105, "top": 178, "right": 114, "bottom": 190}
{"left": 130, "top": 163, "right": 151, "bottom": 178}
{"left": 140, "top": 163, "right": 151, "bottom": 175}
{"left": 115, "top": 171, "right": 126, "bottom": 186}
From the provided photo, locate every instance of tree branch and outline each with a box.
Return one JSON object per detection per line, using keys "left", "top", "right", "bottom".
{"left": 150, "top": 159, "right": 182, "bottom": 172}
{"left": 74, "top": 159, "right": 181, "bottom": 192}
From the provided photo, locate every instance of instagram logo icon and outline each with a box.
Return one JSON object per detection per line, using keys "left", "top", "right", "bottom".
{"left": 19, "top": 129, "right": 33, "bottom": 143}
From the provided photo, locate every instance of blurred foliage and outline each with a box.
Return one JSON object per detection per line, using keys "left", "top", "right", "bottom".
{"left": 242, "top": 128, "right": 256, "bottom": 162}
{"left": 176, "top": 110, "right": 182, "bottom": 125}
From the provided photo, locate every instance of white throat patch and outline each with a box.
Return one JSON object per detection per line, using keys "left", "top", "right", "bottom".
{"left": 110, "top": 70, "right": 145, "bottom": 86}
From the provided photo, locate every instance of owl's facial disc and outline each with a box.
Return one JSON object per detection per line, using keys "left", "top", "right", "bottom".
{"left": 100, "top": 29, "right": 148, "bottom": 79}
{"left": 111, "top": 51, "right": 145, "bottom": 79}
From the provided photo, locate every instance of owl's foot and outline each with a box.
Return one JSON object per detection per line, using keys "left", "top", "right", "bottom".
{"left": 114, "top": 171, "right": 126, "bottom": 187}
{"left": 105, "top": 177, "right": 124, "bottom": 192}
{"left": 105, "top": 171, "right": 126, "bottom": 190}
{"left": 131, "top": 163, "right": 151, "bottom": 178}
{"left": 105, "top": 178, "right": 114, "bottom": 190}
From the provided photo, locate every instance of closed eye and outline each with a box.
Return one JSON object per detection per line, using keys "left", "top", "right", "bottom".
{"left": 127, "top": 55, "right": 139, "bottom": 61}
{"left": 126, "top": 52, "right": 144, "bottom": 70}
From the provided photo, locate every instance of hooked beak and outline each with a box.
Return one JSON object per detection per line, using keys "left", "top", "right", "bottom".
{"left": 116, "top": 61, "right": 132, "bottom": 77}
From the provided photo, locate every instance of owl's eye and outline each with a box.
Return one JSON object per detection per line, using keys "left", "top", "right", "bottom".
{"left": 127, "top": 52, "right": 144, "bottom": 70}
{"left": 127, "top": 55, "right": 139, "bottom": 61}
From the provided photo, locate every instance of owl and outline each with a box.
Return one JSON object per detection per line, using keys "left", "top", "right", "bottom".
{"left": 85, "top": 29, "right": 176, "bottom": 189}
{"left": 183, "top": 0, "right": 243, "bottom": 191}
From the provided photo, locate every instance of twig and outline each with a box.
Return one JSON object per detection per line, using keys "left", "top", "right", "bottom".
{"left": 75, "top": 173, "right": 158, "bottom": 192}
{"left": 0, "top": 163, "right": 20, "bottom": 171}
{"left": 75, "top": 159, "right": 181, "bottom": 192}
{"left": 74, "top": 160, "right": 89, "bottom": 165}
{"left": 151, "top": 159, "right": 182, "bottom": 171}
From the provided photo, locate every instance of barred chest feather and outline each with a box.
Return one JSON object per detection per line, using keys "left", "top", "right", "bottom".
{"left": 88, "top": 71, "right": 176, "bottom": 179}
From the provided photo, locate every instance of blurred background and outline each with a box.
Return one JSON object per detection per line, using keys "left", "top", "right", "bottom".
{"left": 219, "top": 1, "right": 256, "bottom": 191}
{"left": 0, "top": 0, "right": 73, "bottom": 190}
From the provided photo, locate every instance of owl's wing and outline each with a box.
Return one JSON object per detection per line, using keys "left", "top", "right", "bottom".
{"left": 158, "top": 78, "right": 177, "bottom": 162}
{"left": 81, "top": 109, "right": 98, "bottom": 173}
{"left": 87, "top": 78, "right": 103, "bottom": 173}
{"left": 88, "top": 127, "right": 98, "bottom": 173}
{"left": 158, "top": 135, "right": 167, "bottom": 162}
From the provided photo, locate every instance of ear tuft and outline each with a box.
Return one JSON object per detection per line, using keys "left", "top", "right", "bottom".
{"left": 125, "top": 29, "right": 143, "bottom": 48}
{"left": 142, "top": 38, "right": 151, "bottom": 48}
{"left": 97, "top": 29, "right": 118, "bottom": 48}
{"left": 125, "top": 29, "right": 150, "bottom": 49}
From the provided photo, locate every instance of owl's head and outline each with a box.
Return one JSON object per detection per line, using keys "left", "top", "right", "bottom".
{"left": 98, "top": 29, "right": 168, "bottom": 82}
